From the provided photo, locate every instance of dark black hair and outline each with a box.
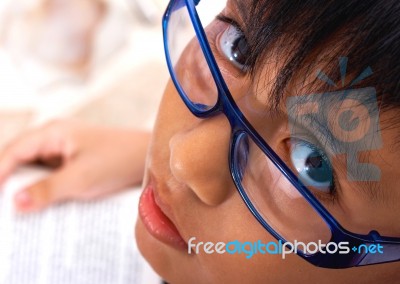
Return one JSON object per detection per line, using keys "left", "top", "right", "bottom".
{"left": 236, "top": 0, "right": 400, "bottom": 112}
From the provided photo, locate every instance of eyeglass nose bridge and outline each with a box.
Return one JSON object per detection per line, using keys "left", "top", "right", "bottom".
{"left": 189, "top": 87, "right": 249, "bottom": 131}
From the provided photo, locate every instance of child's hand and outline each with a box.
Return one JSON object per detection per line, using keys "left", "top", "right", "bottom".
{"left": 0, "top": 120, "right": 151, "bottom": 213}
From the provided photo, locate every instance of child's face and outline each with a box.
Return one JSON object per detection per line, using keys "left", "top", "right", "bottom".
{"left": 136, "top": 0, "right": 400, "bottom": 282}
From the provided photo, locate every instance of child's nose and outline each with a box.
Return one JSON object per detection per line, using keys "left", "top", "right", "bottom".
{"left": 169, "top": 115, "right": 234, "bottom": 206}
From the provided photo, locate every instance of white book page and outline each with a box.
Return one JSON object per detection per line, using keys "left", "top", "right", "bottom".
{"left": 0, "top": 167, "right": 160, "bottom": 284}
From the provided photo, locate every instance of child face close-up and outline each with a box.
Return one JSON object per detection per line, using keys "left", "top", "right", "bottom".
{"left": 136, "top": 0, "right": 400, "bottom": 283}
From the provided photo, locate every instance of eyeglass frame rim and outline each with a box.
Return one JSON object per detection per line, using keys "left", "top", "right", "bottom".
{"left": 161, "top": 0, "right": 400, "bottom": 268}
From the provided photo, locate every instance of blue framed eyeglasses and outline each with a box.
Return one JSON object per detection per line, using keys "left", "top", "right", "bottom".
{"left": 162, "top": 0, "right": 400, "bottom": 268}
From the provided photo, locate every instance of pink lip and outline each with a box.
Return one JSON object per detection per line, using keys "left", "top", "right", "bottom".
{"left": 139, "top": 183, "right": 187, "bottom": 250}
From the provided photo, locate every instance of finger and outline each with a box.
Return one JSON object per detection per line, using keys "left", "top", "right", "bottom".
{"left": 0, "top": 131, "right": 45, "bottom": 184}
{"left": 0, "top": 126, "right": 66, "bottom": 185}
{"left": 13, "top": 164, "right": 84, "bottom": 213}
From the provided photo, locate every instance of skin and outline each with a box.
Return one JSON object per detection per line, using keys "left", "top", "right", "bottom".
{"left": 136, "top": 0, "right": 400, "bottom": 283}
{"left": 0, "top": 0, "right": 399, "bottom": 283}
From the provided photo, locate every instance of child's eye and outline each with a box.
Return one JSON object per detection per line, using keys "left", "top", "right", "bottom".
{"left": 290, "top": 139, "right": 334, "bottom": 193}
{"left": 219, "top": 24, "right": 250, "bottom": 70}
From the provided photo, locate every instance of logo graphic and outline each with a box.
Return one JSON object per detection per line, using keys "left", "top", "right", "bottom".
{"left": 286, "top": 57, "right": 382, "bottom": 181}
{"left": 188, "top": 237, "right": 384, "bottom": 259}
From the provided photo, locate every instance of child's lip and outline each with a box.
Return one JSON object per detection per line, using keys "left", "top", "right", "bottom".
{"left": 139, "top": 180, "right": 187, "bottom": 250}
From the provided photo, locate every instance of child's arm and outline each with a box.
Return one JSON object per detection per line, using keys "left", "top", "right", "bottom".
{"left": 0, "top": 120, "right": 151, "bottom": 213}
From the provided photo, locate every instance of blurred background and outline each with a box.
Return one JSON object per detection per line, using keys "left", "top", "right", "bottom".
{"left": 0, "top": 1, "right": 169, "bottom": 283}
{"left": 0, "top": 0, "right": 169, "bottom": 148}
